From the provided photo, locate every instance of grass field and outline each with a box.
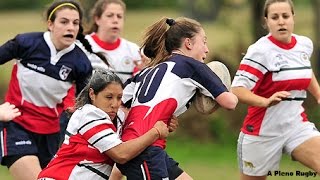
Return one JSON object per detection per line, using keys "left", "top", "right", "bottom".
{"left": 0, "top": 5, "right": 318, "bottom": 180}
{"left": 0, "top": 137, "right": 315, "bottom": 179}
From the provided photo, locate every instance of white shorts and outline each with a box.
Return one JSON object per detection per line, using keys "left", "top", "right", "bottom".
{"left": 237, "top": 121, "right": 320, "bottom": 176}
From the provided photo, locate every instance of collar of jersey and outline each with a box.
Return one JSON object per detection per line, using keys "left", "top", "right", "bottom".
{"left": 91, "top": 33, "right": 121, "bottom": 50}
{"left": 43, "top": 31, "right": 75, "bottom": 65}
{"left": 268, "top": 35, "right": 297, "bottom": 50}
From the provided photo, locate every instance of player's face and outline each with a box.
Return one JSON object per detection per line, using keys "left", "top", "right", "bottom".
{"left": 265, "top": 2, "right": 294, "bottom": 43}
{"left": 95, "top": 3, "right": 124, "bottom": 42}
{"left": 90, "top": 83, "right": 123, "bottom": 120}
{"left": 189, "top": 28, "right": 209, "bottom": 63}
{"left": 48, "top": 8, "right": 80, "bottom": 50}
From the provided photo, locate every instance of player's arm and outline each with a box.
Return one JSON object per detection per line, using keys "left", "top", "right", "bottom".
{"left": 104, "top": 121, "right": 169, "bottom": 164}
{"left": 215, "top": 91, "right": 238, "bottom": 110}
{"left": 231, "top": 86, "right": 290, "bottom": 107}
{"left": 307, "top": 72, "right": 320, "bottom": 104}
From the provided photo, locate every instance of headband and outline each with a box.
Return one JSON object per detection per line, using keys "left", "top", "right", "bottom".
{"left": 48, "top": 3, "right": 77, "bottom": 21}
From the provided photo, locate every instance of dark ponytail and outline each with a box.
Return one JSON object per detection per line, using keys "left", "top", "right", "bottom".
{"left": 77, "top": 25, "right": 110, "bottom": 66}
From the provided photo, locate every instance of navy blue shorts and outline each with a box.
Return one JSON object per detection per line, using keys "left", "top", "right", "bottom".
{"left": 117, "top": 146, "right": 183, "bottom": 180}
{"left": 0, "top": 121, "right": 60, "bottom": 168}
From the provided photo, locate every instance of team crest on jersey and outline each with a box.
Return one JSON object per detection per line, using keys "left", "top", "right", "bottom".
{"left": 300, "top": 52, "right": 309, "bottom": 61}
{"left": 59, "top": 65, "right": 72, "bottom": 80}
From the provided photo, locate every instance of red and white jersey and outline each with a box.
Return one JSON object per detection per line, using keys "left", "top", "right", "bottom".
{"left": 232, "top": 34, "right": 313, "bottom": 136}
{"left": 121, "top": 54, "right": 228, "bottom": 148}
{"left": 85, "top": 33, "right": 141, "bottom": 83}
{"left": 38, "top": 104, "right": 125, "bottom": 179}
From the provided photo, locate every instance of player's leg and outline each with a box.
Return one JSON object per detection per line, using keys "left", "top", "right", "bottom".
{"left": 0, "top": 121, "right": 42, "bottom": 180}
{"left": 166, "top": 154, "right": 192, "bottom": 180}
{"left": 285, "top": 122, "right": 320, "bottom": 173}
{"left": 238, "top": 132, "right": 283, "bottom": 180}
{"left": 8, "top": 155, "right": 41, "bottom": 180}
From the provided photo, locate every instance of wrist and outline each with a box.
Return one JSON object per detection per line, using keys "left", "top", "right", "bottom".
{"left": 152, "top": 127, "right": 161, "bottom": 138}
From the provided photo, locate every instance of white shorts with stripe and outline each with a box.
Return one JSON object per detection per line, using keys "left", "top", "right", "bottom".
{"left": 237, "top": 121, "right": 320, "bottom": 176}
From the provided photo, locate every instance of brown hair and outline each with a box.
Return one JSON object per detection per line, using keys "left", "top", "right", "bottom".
{"left": 263, "top": 0, "right": 294, "bottom": 18}
{"left": 87, "top": 0, "right": 126, "bottom": 34}
{"left": 46, "top": 0, "right": 83, "bottom": 22}
{"left": 142, "top": 17, "right": 202, "bottom": 67}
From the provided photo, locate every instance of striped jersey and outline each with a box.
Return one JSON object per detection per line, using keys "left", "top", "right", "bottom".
{"left": 85, "top": 33, "right": 141, "bottom": 83}
{"left": 38, "top": 104, "right": 125, "bottom": 180}
{"left": 121, "top": 54, "right": 228, "bottom": 148}
{"left": 0, "top": 32, "right": 92, "bottom": 134}
{"left": 231, "top": 34, "right": 313, "bottom": 136}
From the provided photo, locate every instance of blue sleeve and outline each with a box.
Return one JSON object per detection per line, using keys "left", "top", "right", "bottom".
{"left": 0, "top": 34, "right": 25, "bottom": 65}
{"left": 192, "top": 62, "right": 228, "bottom": 97}
{"left": 74, "top": 54, "right": 93, "bottom": 95}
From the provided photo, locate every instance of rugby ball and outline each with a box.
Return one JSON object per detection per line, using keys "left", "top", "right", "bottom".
{"left": 193, "top": 61, "right": 231, "bottom": 114}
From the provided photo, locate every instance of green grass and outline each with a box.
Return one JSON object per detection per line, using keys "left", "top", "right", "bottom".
{"left": 165, "top": 137, "right": 315, "bottom": 180}
{"left": 0, "top": 137, "right": 314, "bottom": 180}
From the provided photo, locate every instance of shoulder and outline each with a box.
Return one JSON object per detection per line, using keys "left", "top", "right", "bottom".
{"left": 293, "top": 34, "right": 313, "bottom": 49}
{"left": 76, "top": 104, "right": 110, "bottom": 122}
{"left": 247, "top": 35, "right": 271, "bottom": 54}
{"left": 14, "top": 32, "right": 44, "bottom": 46}
{"left": 120, "top": 38, "right": 139, "bottom": 49}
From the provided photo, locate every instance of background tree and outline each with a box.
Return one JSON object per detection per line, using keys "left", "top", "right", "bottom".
{"left": 313, "top": 0, "right": 320, "bottom": 76}
{"left": 250, "top": 0, "right": 267, "bottom": 41}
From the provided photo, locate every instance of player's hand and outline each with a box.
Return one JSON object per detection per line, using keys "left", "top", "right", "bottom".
{"left": 153, "top": 121, "right": 169, "bottom": 139}
{"left": 0, "top": 102, "right": 21, "bottom": 121}
{"left": 168, "top": 115, "right": 179, "bottom": 132}
{"left": 133, "top": 49, "right": 151, "bottom": 71}
{"left": 265, "top": 91, "right": 291, "bottom": 107}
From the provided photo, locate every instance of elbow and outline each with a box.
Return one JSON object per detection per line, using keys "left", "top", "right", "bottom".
{"left": 224, "top": 98, "right": 238, "bottom": 110}
{"left": 217, "top": 92, "right": 238, "bottom": 110}
{"left": 112, "top": 154, "right": 131, "bottom": 164}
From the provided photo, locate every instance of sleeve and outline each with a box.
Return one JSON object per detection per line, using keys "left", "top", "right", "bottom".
{"left": 0, "top": 34, "right": 26, "bottom": 65}
{"left": 78, "top": 106, "right": 122, "bottom": 153}
{"left": 231, "top": 44, "right": 269, "bottom": 90}
{"left": 75, "top": 54, "right": 93, "bottom": 95}
{"left": 121, "top": 75, "right": 137, "bottom": 108}
{"left": 191, "top": 62, "right": 228, "bottom": 98}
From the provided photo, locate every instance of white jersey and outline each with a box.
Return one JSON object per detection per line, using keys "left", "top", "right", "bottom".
{"left": 38, "top": 104, "right": 125, "bottom": 179}
{"left": 232, "top": 34, "right": 313, "bottom": 137}
{"left": 85, "top": 33, "right": 141, "bottom": 83}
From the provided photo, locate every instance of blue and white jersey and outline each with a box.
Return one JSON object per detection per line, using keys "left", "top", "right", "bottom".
{"left": 121, "top": 54, "right": 228, "bottom": 148}
{"left": 0, "top": 31, "right": 92, "bottom": 134}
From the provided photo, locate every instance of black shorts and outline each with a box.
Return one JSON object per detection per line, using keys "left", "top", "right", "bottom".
{"left": 0, "top": 121, "right": 60, "bottom": 168}
{"left": 117, "top": 146, "right": 183, "bottom": 180}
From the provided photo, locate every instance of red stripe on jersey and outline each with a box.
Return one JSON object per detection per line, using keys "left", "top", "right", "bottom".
{"left": 62, "top": 85, "right": 76, "bottom": 110}
{"left": 122, "top": 98, "right": 178, "bottom": 149}
{"left": 241, "top": 106, "right": 267, "bottom": 135}
{"left": 239, "top": 64, "right": 264, "bottom": 80}
{"left": 13, "top": 100, "right": 62, "bottom": 134}
{"left": 5, "top": 65, "right": 22, "bottom": 110}
{"left": 82, "top": 123, "right": 116, "bottom": 141}
{"left": 143, "top": 161, "right": 151, "bottom": 180}
{"left": 254, "top": 71, "right": 311, "bottom": 98}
